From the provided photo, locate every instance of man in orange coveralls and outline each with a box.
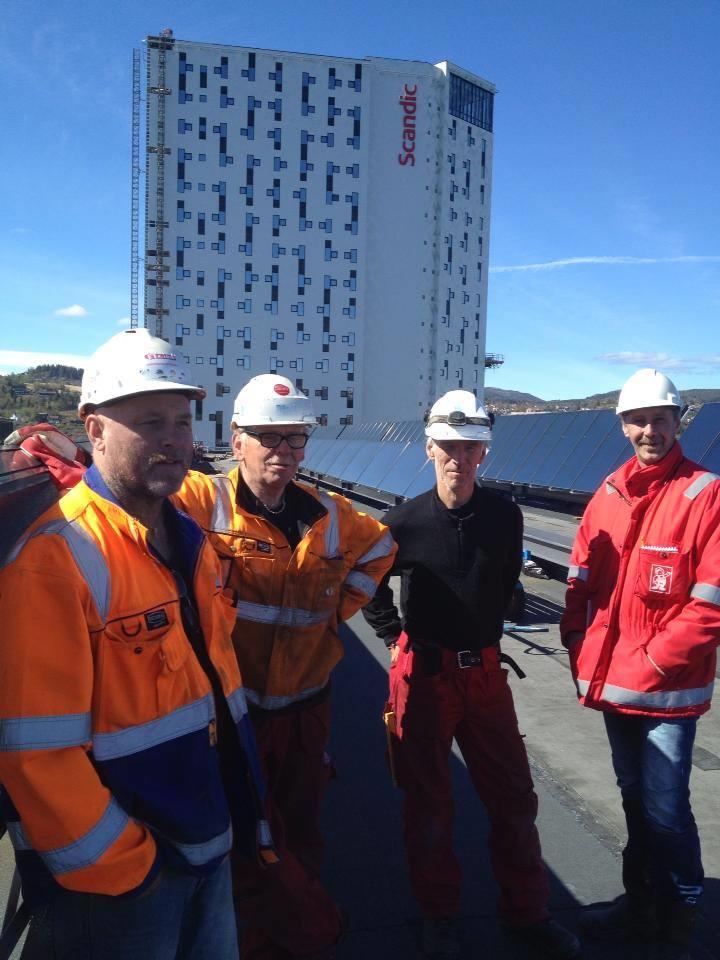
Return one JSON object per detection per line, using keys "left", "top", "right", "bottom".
{"left": 174, "top": 373, "right": 397, "bottom": 959}
{"left": 0, "top": 329, "right": 272, "bottom": 960}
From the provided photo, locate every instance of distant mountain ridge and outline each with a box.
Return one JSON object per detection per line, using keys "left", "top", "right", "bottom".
{"left": 485, "top": 386, "right": 720, "bottom": 411}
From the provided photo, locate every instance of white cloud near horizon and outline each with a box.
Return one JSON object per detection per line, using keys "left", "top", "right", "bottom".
{"left": 490, "top": 255, "right": 720, "bottom": 274}
{"left": 597, "top": 352, "right": 720, "bottom": 374}
{"left": 597, "top": 351, "right": 690, "bottom": 370}
{"left": 0, "top": 349, "right": 90, "bottom": 373}
{"left": 53, "top": 304, "right": 88, "bottom": 317}
{"left": 116, "top": 317, "right": 131, "bottom": 327}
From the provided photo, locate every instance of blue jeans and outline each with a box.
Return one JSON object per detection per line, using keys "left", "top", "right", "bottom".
{"left": 21, "top": 858, "right": 238, "bottom": 960}
{"left": 603, "top": 713, "right": 703, "bottom": 907}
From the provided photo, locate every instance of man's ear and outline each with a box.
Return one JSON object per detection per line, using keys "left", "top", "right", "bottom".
{"left": 84, "top": 413, "right": 106, "bottom": 452}
{"left": 426, "top": 438, "right": 435, "bottom": 460}
{"left": 231, "top": 430, "right": 244, "bottom": 462}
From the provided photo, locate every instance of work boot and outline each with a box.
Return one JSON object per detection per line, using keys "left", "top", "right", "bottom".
{"left": 579, "top": 894, "right": 658, "bottom": 941}
{"left": 421, "top": 918, "right": 461, "bottom": 959}
{"left": 504, "top": 918, "right": 581, "bottom": 959}
{"left": 646, "top": 900, "right": 699, "bottom": 960}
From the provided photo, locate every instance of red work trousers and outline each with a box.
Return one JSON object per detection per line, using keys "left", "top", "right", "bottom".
{"left": 234, "top": 698, "right": 342, "bottom": 959}
{"left": 390, "top": 636, "right": 550, "bottom": 924}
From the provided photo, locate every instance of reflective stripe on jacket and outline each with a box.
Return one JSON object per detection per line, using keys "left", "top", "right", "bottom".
{"left": 174, "top": 469, "right": 397, "bottom": 709}
{"left": 561, "top": 442, "right": 720, "bottom": 718}
{"left": 0, "top": 470, "right": 263, "bottom": 903}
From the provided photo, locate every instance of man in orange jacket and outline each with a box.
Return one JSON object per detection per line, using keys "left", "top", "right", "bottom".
{"left": 174, "top": 374, "right": 397, "bottom": 959}
{"left": 0, "top": 330, "right": 270, "bottom": 959}
{"left": 562, "top": 369, "right": 720, "bottom": 960}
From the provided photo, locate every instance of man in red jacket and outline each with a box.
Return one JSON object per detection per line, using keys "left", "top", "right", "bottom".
{"left": 561, "top": 369, "right": 720, "bottom": 960}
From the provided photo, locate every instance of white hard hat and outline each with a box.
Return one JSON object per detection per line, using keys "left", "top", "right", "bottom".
{"left": 425, "top": 390, "right": 492, "bottom": 442}
{"left": 615, "top": 368, "right": 682, "bottom": 416}
{"left": 79, "top": 329, "right": 205, "bottom": 418}
{"left": 231, "top": 374, "right": 317, "bottom": 428}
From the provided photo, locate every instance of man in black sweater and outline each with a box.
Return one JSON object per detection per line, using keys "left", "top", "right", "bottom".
{"left": 363, "top": 390, "right": 579, "bottom": 960}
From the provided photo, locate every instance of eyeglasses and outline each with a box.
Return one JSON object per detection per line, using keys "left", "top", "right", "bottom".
{"left": 244, "top": 430, "right": 309, "bottom": 449}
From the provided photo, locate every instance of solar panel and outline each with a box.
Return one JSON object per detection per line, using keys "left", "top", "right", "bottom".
{"left": 487, "top": 412, "right": 557, "bottom": 485}
{"left": 680, "top": 404, "right": 720, "bottom": 465}
{"left": 401, "top": 456, "right": 437, "bottom": 498}
{"left": 380, "top": 440, "right": 430, "bottom": 497}
{"left": 302, "top": 403, "right": 720, "bottom": 503}
{"left": 524, "top": 413, "right": 583, "bottom": 487}
{"left": 569, "top": 428, "right": 632, "bottom": 493}
{"left": 480, "top": 415, "right": 542, "bottom": 481}
{"left": 548, "top": 411, "right": 617, "bottom": 490}
{"left": 354, "top": 439, "right": 410, "bottom": 490}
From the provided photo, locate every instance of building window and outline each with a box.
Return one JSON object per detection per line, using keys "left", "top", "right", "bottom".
{"left": 449, "top": 74, "right": 494, "bottom": 132}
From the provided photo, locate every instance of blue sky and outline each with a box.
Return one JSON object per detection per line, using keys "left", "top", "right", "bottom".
{"left": 1, "top": 0, "right": 718, "bottom": 400}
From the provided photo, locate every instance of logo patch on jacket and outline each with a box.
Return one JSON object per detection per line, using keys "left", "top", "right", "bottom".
{"left": 649, "top": 564, "right": 673, "bottom": 594}
{"left": 257, "top": 541, "right": 272, "bottom": 553}
{"left": 145, "top": 608, "right": 170, "bottom": 630}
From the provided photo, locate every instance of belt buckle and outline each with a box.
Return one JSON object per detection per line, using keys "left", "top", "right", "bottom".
{"left": 457, "top": 650, "right": 472, "bottom": 669}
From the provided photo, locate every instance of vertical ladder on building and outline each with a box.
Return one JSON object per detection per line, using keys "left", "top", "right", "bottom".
{"left": 130, "top": 48, "right": 141, "bottom": 329}
{"left": 145, "top": 30, "right": 173, "bottom": 338}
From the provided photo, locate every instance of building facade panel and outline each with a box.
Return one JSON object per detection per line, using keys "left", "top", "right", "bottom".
{"left": 144, "top": 34, "right": 494, "bottom": 447}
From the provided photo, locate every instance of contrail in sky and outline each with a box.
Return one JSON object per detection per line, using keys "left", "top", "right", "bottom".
{"left": 490, "top": 255, "right": 720, "bottom": 274}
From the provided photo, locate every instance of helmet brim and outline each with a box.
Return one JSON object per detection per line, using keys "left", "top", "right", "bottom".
{"left": 79, "top": 382, "right": 206, "bottom": 418}
{"left": 425, "top": 424, "right": 491, "bottom": 442}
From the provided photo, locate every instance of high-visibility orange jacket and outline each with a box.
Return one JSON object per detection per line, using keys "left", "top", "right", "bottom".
{"left": 561, "top": 442, "right": 720, "bottom": 718}
{"left": 0, "top": 466, "right": 267, "bottom": 906}
{"left": 174, "top": 469, "right": 397, "bottom": 709}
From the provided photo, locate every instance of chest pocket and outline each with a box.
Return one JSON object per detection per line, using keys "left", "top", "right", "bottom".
{"left": 99, "top": 606, "right": 191, "bottom": 723}
{"left": 635, "top": 544, "right": 691, "bottom": 602}
{"left": 301, "top": 552, "right": 347, "bottom": 613}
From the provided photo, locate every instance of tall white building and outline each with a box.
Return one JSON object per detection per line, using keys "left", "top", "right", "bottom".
{"left": 144, "top": 32, "right": 495, "bottom": 448}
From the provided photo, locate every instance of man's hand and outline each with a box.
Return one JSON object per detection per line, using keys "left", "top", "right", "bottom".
{"left": 389, "top": 643, "right": 400, "bottom": 664}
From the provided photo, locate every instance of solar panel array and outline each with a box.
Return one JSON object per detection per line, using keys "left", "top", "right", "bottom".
{"left": 302, "top": 405, "right": 720, "bottom": 502}
{"left": 676, "top": 403, "right": 720, "bottom": 474}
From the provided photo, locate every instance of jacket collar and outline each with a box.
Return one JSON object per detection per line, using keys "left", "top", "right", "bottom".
{"left": 610, "top": 441, "right": 683, "bottom": 500}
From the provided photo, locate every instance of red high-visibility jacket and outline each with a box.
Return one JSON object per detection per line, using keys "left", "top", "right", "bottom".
{"left": 0, "top": 467, "right": 266, "bottom": 905}
{"left": 174, "top": 469, "right": 397, "bottom": 710}
{"left": 561, "top": 442, "right": 720, "bottom": 718}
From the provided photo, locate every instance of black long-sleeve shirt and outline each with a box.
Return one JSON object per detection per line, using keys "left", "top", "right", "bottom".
{"left": 363, "top": 486, "right": 523, "bottom": 652}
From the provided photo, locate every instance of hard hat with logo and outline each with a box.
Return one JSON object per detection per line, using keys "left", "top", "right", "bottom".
{"left": 231, "top": 374, "right": 317, "bottom": 428}
{"left": 615, "top": 369, "right": 682, "bottom": 416}
{"left": 79, "top": 329, "right": 205, "bottom": 418}
{"left": 425, "top": 390, "right": 492, "bottom": 442}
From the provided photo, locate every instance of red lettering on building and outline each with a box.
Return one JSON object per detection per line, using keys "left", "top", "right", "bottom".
{"left": 398, "top": 83, "right": 418, "bottom": 167}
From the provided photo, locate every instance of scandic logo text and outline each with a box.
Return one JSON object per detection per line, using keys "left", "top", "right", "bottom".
{"left": 398, "top": 84, "right": 418, "bottom": 167}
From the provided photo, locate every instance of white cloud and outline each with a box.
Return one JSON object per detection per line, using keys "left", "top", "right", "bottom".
{"left": 490, "top": 255, "right": 720, "bottom": 274}
{"left": 0, "top": 349, "right": 90, "bottom": 374}
{"left": 116, "top": 317, "right": 132, "bottom": 328}
{"left": 53, "top": 304, "right": 88, "bottom": 317}
{"left": 596, "top": 352, "right": 720, "bottom": 374}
